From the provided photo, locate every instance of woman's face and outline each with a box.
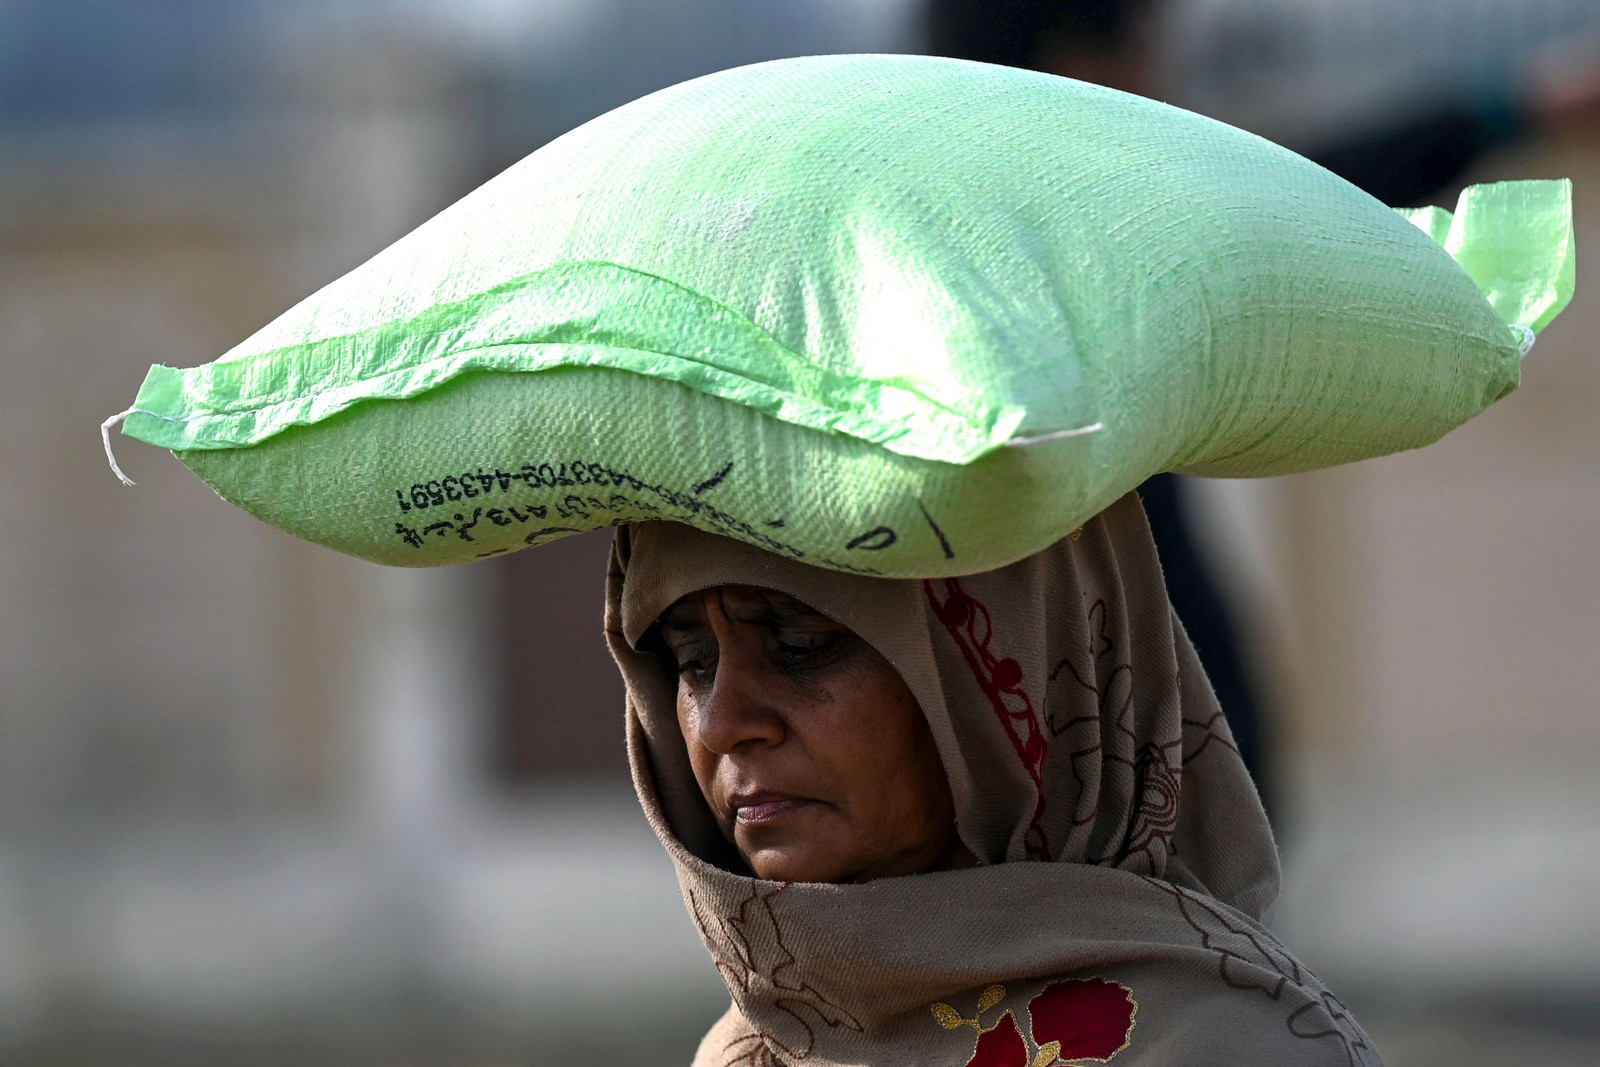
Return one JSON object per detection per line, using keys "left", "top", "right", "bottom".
{"left": 657, "top": 584, "right": 969, "bottom": 883}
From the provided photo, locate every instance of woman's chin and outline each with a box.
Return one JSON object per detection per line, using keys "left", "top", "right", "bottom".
{"left": 739, "top": 841, "right": 941, "bottom": 884}
{"left": 738, "top": 833, "right": 860, "bottom": 884}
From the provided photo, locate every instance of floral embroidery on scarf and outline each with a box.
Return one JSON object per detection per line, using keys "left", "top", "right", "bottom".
{"left": 1046, "top": 599, "right": 1132, "bottom": 742}
{"left": 688, "top": 884, "right": 863, "bottom": 1066}
{"left": 1046, "top": 597, "right": 1136, "bottom": 845}
{"left": 1143, "top": 878, "right": 1380, "bottom": 1066}
{"left": 925, "top": 577, "right": 1052, "bottom": 859}
{"left": 1180, "top": 707, "right": 1239, "bottom": 765}
{"left": 932, "top": 978, "right": 1138, "bottom": 1066}
{"left": 1046, "top": 598, "right": 1183, "bottom": 872}
{"left": 1112, "top": 740, "right": 1182, "bottom": 867}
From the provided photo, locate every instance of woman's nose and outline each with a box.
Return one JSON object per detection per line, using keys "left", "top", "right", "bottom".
{"left": 689, "top": 641, "right": 785, "bottom": 754}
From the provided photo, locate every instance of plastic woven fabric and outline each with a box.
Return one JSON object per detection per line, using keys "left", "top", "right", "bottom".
{"left": 116, "top": 55, "right": 1575, "bottom": 575}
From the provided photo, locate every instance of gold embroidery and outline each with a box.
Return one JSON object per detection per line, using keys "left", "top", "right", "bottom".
{"left": 930, "top": 984, "right": 1007, "bottom": 1033}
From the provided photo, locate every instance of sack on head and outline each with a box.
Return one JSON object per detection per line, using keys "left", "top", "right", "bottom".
{"left": 110, "top": 55, "right": 1575, "bottom": 576}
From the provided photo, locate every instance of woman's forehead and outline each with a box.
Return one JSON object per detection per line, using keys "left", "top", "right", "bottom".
{"left": 617, "top": 519, "right": 920, "bottom": 651}
{"left": 659, "top": 584, "right": 838, "bottom": 629}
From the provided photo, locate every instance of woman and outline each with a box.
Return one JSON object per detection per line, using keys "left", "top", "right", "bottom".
{"left": 607, "top": 493, "right": 1382, "bottom": 1066}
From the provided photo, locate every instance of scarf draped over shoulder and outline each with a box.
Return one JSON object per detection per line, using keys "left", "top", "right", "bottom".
{"left": 606, "top": 493, "right": 1382, "bottom": 1067}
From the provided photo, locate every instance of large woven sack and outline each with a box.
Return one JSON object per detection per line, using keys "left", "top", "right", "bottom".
{"left": 110, "top": 55, "right": 1575, "bottom": 577}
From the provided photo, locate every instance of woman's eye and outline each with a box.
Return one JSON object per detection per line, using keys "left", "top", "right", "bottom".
{"left": 774, "top": 630, "right": 842, "bottom": 663}
{"left": 673, "top": 649, "right": 715, "bottom": 683}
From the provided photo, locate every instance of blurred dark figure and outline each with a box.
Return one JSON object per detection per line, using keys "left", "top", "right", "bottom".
{"left": 926, "top": 0, "right": 1160, "bottom": 97}
{"left": 925, "top": 0, "right": 1273, "bottom": 810}
{"left": 930, "top": 0, "right": 1600, "bottom": 208}
{"left": 1303, "top": 40, "right": 1600, "bottom": 207}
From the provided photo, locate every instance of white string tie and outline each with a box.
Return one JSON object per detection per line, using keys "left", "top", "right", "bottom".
{"left": 1005, "top": 422, "right": 1104, "bottom": 448}
{"left": 101, "top": 407, "right": 139, "bottom": 487}
{"left": 1512, "top": 323, "right": 1537, "bottom": 358}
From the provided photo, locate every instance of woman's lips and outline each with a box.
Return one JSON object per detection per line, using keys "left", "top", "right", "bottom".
{"left": 731, "top": 794, "right": 818, "bottom": 825}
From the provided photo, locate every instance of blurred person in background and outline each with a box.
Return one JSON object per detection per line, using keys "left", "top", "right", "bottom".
{"left": 926, "top": 0, "right": 1600, "bottom": 209}
{"left": 1297, "top": 32, "right": 1600, "bottom": 208}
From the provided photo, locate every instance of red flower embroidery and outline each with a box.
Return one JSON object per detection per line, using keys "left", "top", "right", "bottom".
{"left": 933, "top": 978, "right": 1137, "bottom": 1066}
{"left": 969, "top": 1011, "right": 1027, "bottom": 1067}
{"left": 924, "top": 579, "right": 1052, "bottom": 859}
{"left": 1030, "top": 979, "right": 1138, "bottom": 1061}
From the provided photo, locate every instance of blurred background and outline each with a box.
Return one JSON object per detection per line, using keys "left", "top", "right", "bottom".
{"left": 1, "top": 0, "right": 1595, "bottom": 1063}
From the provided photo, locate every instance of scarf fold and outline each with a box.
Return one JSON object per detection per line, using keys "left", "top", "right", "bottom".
{"left": 606, "top": 493, "right": 1382, "bottom": 1066}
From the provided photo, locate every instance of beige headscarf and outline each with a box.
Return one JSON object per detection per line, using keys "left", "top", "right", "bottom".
{"left": 607, "top": 493, "right": 1382, "bottom": 1066}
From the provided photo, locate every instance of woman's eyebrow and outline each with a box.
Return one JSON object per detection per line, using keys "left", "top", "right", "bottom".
{"left": 725, "top": 597, "right": 834, "bottom": 627}
{"left": 657, "top": 602, "right": 704, "bottom": 632}
{"left": 658, "top": 590, "right": 835, "bottom": 631}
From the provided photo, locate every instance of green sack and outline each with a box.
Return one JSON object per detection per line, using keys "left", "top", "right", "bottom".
{"left": 110, "top": 55, "right": 1575, "bottom": 577}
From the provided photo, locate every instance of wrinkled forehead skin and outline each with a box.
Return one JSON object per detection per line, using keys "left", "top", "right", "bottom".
{"left": 620, "top": 521, "right": 931, "bottom": 672}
